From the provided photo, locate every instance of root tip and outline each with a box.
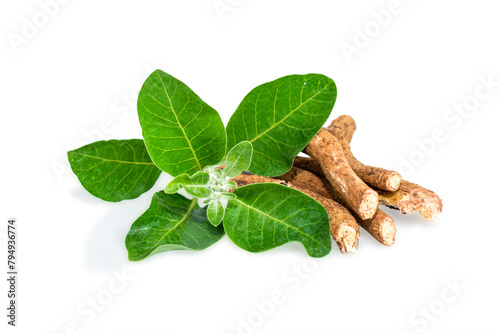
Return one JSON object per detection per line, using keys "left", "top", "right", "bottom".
{"left": 336, "top": 225, "right": 359, "bottom": 254}
{"left": 359, "top": 191, "right": 379, "bottom": 220}
{"left": 380, "top": 218, "right": 397, "bottom": 246}
{"left": 386, "top": 172, "right": 402, "bottom": 191}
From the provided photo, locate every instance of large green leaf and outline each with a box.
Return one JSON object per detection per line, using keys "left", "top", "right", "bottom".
{"left": 226, "top": 74, "right": 337, "bottom": 176}
{"left": 126, "top": 191, "right": 225, "bottom": 261}
{"left": 224, "top": 183, "right": 332, "bottom": 257}
{"left": 68, "top": 139, "right": 162, "bottom": 202}
{"left": 138, "top": 70, "right": 226, "bottom": 176}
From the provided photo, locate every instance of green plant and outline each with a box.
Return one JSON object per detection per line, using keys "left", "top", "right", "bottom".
{"left": 68, "top": 70, "right": 337, "bottom": 261}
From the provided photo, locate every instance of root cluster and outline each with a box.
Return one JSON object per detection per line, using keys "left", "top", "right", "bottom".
{"left": 233, "top": 115, "right": 443, "bottom": 253}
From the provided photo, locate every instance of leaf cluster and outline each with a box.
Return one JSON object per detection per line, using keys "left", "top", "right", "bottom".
{"left": 68, "top": 70, "right": 337, "bottom": 260}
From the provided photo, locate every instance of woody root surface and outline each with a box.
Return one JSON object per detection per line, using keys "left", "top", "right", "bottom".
{"left": 232, "top": 115, "right": 443, "bottom": 254}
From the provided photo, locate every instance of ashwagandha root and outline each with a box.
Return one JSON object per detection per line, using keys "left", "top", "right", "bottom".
{"left": 293, "top": 156, "right": 325, "bottom": 177}
{"left": 294, "top": 153, "right": 401, "bottom": 192}
{"left": 291, "top": 159, "right": 442, "bottom": 221}
{"left": 378, "top": 180, "right": 443, "bottom": 221}
{"left": 295, "top": 116, "right": 401, "bottom": 192}
{"left": 357, "top": 210, "right": 396, "bottom": 246}
{"left": 231, "top": 174, "right": 360, "bottom": 254}
{"left": 327, "top": 115, "right": 357, "bottom": 144}
{"left": 231, "top": 173, "right": 285, "bottom": 188}
{"left": 277, "top": 167, "right": 396, "bottom": 247}
{"left": 275, "top": 166, "right": 332, "bottom": 198}
{"left": 328, "top": 116, "right": 401, "bottom": 191}
{"left": 304, "top": 128, "right": 379, "bottom": 220}
{"left": 333, "top": 137, "right": 401, "bottom": 191}
{"left": 324, "top": 115, "right": 442, "bottom": 220}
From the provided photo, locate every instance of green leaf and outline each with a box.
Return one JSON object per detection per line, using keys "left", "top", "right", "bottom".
{"left": 226, "top": 180, "right": 237, "bottom": 189}
{"left": 211, "top": 168, "right": 223, "bottom": 178}
{"left": 224, "top": 183, "right": 332, "bottom": 257}
{"left": 221, "top": 192, "right": 237, "bottom": 200}
{"left": 226, "top": 74, "right": 337, "bottom": 176}
{"left": 223, "top": 141, "right": 253, "bottom": 178}
{"left": 207, "top": 200, "right": 224, "bottom": 226}
{"left": 67, "top": 139, "right": 162, "bottom": 202}
{"left": 126, "top": 192, "right": 225, "bottom": 261}
{"left": 164, "top": 171, "right": 211, "bottom": 198}
{"left": 138, "top": 70, "right": 226, "bottom": 176}
{"left": 203, "top": 191, "right": 236, "bottom": 204}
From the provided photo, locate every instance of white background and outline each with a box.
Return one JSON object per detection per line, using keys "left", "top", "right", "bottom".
{"left": 1, "top": 0, "right": 500, "bottom": 333}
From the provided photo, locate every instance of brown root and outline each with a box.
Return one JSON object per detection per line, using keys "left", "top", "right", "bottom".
{"left": 334, "top": 136, "right": 401, "bottom": 191}
{"left": 323, "top": 115, "right": 443, "bottom": 220}
{"left": 356, "top": 209, "right": 396, "bottom": 246}
{"left": 293, "top": 156, "right": 325, "bottom": 176}
{"left": 378, "top": 180, "right": 443, "bottom": 221}
{"left": 296, "top": 116, "right": 402, "bottom": 191}
{"left": 277, "top": 166, "right": 333, "bottom": 198}
{"left": 231, "top": 173, "right": 360, "bottom": 254}
{"left": 295, "top": 152, "right": 401, "bottom": 192}
{"left": 304, "top": 128, "right": 379, "bottom": 220}
{"left": 327, "top": 115, "right": 357, "bottom": 143}
{"left": 294, "top": 156, "right": 441, "bottom": 221}
{"left": 231, "top": 174, "right": 285, "bottom": 188}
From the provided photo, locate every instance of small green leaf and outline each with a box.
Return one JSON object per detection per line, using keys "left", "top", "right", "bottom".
{"left": 226, "top": 180, "right": 237, "bottom": 189}
{"left": 224, "top": 183, "right": 332, "bottom": 257}
{"left": 126, "top": 192, "right": 225, "bottom": 261}
{"left": 211, "top": 168, "right": 223, "bottom": 178}
{"left": 138, "top": 70, "right": 226, "bottom": 176}
{"left": 207, "top": 200, "right": 224, "bottom": 226}
{"left": 223, "top": 141, "right": 253, "bottom": 178}
{"left": 221, "top": 192, "right": 237, "bottom": 200}
{"left": 67, "top": 139, "right": 161, "bottom": 202}
{"left": 226, "top": 74, "right": 336, "bottom": 176}
{"left": 164, "top": 171, "right": 211, "bottom": 198}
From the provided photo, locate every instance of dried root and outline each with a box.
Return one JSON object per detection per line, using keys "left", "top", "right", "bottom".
{"left": 356, "top": 209, "right": 396, "bottom": 246}
{"left": 294, "top": 116, "right": 401, "bottom": 192}
{"left": 327, "top": 115, "right": 357, "bottom": 143}
{"left": 294, "top": 156, "right": 441, "bottom": 222}
{"left": 293, "top": 156, "right": 324, "bottom": 176}
{"left": 304, "top": 128, "right": 379, "bottom": 220}
{"left": 335, "top": 137, "right": 401, "bottom": 191}
{"left": 326, "top": 115, "right": 442, "bottom": 221}
{"left": 231, "top": 173, "right": 285, "bottom": 188}
{"left": 230, "top": 113, "right": 441, "bottom": 253}
{"left": 295, "top": 154, "right": 400, "bottom": 192}
{"left": 378, "top": 180, "right": 443, "bottom": 221}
